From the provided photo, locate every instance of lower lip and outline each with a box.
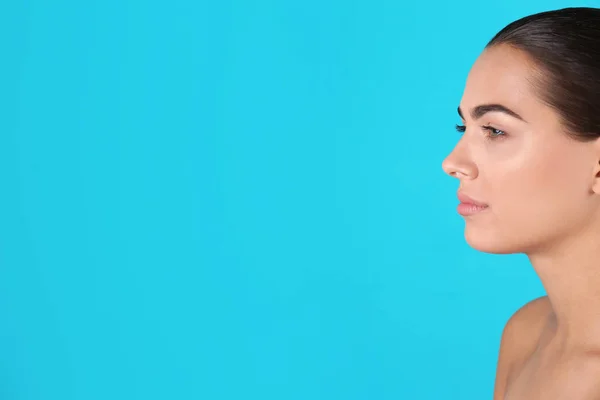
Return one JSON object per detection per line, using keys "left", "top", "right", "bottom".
{"left": 457, "top": 203, "right": 489, "bottom": 216}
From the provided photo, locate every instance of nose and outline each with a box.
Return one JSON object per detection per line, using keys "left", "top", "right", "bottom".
{"left": 441, "top": 143, "right": 476, "bottom": 180}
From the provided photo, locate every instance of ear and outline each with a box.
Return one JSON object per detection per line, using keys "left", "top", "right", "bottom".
{"left": 590, "top": 138, "right": 600, "bottom": 194}
{"left": 592, "top": 140, "right": 600, "bottom": 195}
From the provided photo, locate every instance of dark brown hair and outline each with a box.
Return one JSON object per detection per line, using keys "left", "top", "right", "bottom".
{"left": 486, "top": 7, "right": 600, "bottom": 142}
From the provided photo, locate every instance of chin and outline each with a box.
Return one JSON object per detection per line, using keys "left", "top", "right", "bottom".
{"left": 463, "top": 227, "right": 526, "bottom": 254}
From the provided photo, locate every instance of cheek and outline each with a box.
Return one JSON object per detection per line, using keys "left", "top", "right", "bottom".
{"left": 486, "top": 145, "right": 591, "bottom": 236}
{"left": 465, "top": 160, "right": 585, "bottom": 254}
{"left": 485, "top": 134, "right": 586, "bottom": 207}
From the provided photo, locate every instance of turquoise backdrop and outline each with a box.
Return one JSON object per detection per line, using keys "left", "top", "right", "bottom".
{"left": 1, "top": 0, "right": 591, "bottom": 399}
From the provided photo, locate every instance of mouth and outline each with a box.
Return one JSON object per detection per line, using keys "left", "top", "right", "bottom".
{"left": 457, "top": 203, "right": 489, "bottom": 216}
{"left": 456, "top": 191, "right": 489, "bottom": 216}
{"left": 457, "top": 191, "right": 488, "bottom": 207}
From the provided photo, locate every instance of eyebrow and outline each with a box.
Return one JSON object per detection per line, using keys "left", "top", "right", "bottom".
{"left": 457, "top": 104, "right": 527, "bottom": 122}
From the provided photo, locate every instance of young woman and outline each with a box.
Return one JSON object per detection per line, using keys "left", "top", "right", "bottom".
{"left": 442, "top": 7, "right": 600, "bottom": 400}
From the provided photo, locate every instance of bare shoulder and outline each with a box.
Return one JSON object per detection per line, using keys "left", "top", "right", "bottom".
{"left": 502, "top": 295, "right": 551, "bottom": 347}
{"left": 493, "top": 295, "right": 552, "bottom": 400}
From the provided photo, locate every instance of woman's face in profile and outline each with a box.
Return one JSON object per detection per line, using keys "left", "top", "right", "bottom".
{"left": 442, "top": 44, "right": 600, "bottom": 255}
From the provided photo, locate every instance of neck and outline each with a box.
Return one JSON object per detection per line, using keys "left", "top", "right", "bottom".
{"left": 528, "top": 224, "right": 600, "bottom": 352}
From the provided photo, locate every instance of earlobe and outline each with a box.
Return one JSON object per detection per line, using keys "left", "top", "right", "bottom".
{"left": 591, "top": 160, "right": 600, "bottom": 195}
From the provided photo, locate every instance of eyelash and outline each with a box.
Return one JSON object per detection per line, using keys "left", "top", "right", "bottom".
{"left": 455, "top": 124, "right": 507, "bottom": 140}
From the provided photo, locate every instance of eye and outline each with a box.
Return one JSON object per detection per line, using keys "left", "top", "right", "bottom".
{"left": 482, "top": 125, "right": 507, "bottom": 140}
{"left": 454, "top": 123, "right": 507, "bottom": 140}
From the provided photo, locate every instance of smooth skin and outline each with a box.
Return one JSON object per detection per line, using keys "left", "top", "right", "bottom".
{"left": 442, "top": 44, "right": 600, "bottom": 399}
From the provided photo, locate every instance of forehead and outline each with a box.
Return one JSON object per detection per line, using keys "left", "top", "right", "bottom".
{"left": 460, "top": 45, "right": 541, "bottom": 117}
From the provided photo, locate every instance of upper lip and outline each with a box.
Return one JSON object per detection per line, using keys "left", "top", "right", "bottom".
{"left": 457, "top": 191, "right": 489, "bottom": 207}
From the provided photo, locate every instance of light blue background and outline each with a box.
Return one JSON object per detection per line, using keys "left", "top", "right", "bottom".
{"left": 0, "top": 0, "right": 592, "bottom": 399}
